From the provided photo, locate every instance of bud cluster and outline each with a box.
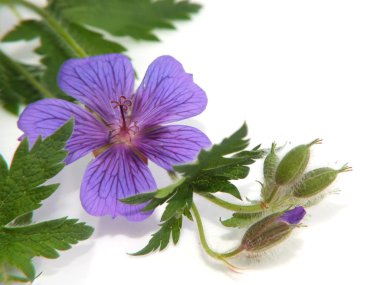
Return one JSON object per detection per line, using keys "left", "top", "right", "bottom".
{"left": 218, "top": 139, "right": 350, "bottom": 267}
{"left": 261, "top": 139, "right": 351, "bottom": 206}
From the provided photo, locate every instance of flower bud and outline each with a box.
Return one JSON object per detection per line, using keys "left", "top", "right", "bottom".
{"left": 261, "top": 143, "right": 279, "bottom": 202}
{"left": 240, "top": 207, "right": 306, "bottom": 252}
{"left": 275, "top": 139, "right": 322, "bottom": 185}
{"left": 293, "top": 164, "right": 351, "bottom": 198}
{"left": 264, "top": 142, "right": 279, "bottom": 184}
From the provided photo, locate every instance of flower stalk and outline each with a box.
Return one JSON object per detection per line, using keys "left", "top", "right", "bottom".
{"left": 0, "top": 50, "right": 54, "bottom": 99}
{"left": 191, "top": 203, "right": 240, "bottom": 268}
{"left": 10, "top": 0, "right": 88, "bottom": 58}
{"left": 198, "top": 193, "right": 267, "bottom": 213}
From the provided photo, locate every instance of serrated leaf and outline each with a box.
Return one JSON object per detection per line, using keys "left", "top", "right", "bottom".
{"left": 160, "top": 186, "right": 192, "bottom": 221}
{"left": 124, "top": 124, "right": 263, "bottom": 254}
{"left": 0, "top": 120, "right": 73, "bottom": 226}
{"left": 65, "top": 22, "right": 126, "bottom": 55}
{"left": 0, "top": 118, "right": 93, "bottom": 281}
{"left": 48, "top": 0, "right": 201, "bottom": 41}
{"left": 1, "top": 0, "right": 201, "bottom": 113}
{"left": 192, "top": 176, "right": 242, "bottom": 200}
{"left": 0, "top": 218, "right": 93, "bottom": 279}
{"left": 183, "top": 208, "right": 193, "bottom": 221}
{"left": 175, "top": 123, "right": 250, "bottom": 177}
{"left": 131, "top": 217, "right": 182, "bottom": 255}
{"left": 4, "top": 19, "right": 125, "bottom": 97}
{"left": 201, "top": 165, "right": 250, "bottom": 180}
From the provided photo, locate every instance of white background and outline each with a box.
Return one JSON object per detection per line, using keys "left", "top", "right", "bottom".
{"left": 1, "top": 0, "right": 380, "bottom": 284}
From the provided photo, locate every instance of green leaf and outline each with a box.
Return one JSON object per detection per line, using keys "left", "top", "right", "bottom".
{"left": 131, "top": 216, "right": 182, "bottom": 255}
{"left": 0, "top": 118, "right": 93, "bottom": 281}
{"left": 154, "top": 178, "right": 185, "bottom": 199}
{"left": 160, "top": 186, "right": 192, "bottom": 221}
{"left": 175, "top": 123, "right": 250, "bottom": 177}
{"left": 125, "top": 124, "right": 263, "bottom": 254}
{"left": 220, "top": 212, "right": 265, "bottom": 228}
{"left": 0, "top": 50, "right": 44, "bottom": 114}
{"left": 2, "top": 20, "right": 73, "bottom": 99}
{"left": 192, "top": 176, "right": 242, "bottom": 200}
{"left": 0, "top": 0, "right": 201, "bottom": 113}
{"left": 48, "top": 0, "right": 201, "bottom": 41}
{"left": 0, "top": 119, "right": 73, "bottom": 226}
{"left": 0, "top": 155, "right": 7, "bottom": 180}
{"left": 119, "top": 191, "right": 156, "bottom": 205}
{"left": 200, "top": 165, "right": 250, "bottom": 180}
{"left": 10, "top": 212, "right": 33, "bottom": 227}
{"left": 3, "top": 18, "right": 126, "bottom": 93}
{"left": 0, "top": 218, "right": 93, "bottom": 280}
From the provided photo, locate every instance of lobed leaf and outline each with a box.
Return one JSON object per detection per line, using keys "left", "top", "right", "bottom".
{"left": 174, "top": 123, "right": 251, "bottom": 177}
{"left": 131, "top": 217, "right": 182, "bottom": 255}
{"left": 48, "top": 0, "right": 201, "bottom": 41}
{"left": 0, "top": 218, "right": 93, "bottom": 280}
{"left": 0, "top": 120, "right": 73, "bottom": 226}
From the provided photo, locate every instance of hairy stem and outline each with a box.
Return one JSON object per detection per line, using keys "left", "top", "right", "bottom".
{"left": 219, "top": 247, "right": 243, "bottom": 258}
{"left": 191, "top": 203, "right": 241, "bottom": 268}
{"left": 198, "top": 193, "right": 267, "bottom": 213}
{"left": 191, "top": 203, "right": 221, "bottom": 259}
{"left": 12, "top": 0, "right": 87, "bottom": 58}
{"left": 0, "top": 50, "right": 54, "bottom": 98}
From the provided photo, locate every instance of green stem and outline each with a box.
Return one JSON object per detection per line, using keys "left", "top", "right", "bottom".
{"left": 12, "top": 0, "right": 87, "bottom": 58}
{"left": 9, "top": 2, "right": 22, "bottom": 20}
{"left": 220, "top": 247, "right": 243, "bottom": 258}
{"left": 266, "top": 185, "right": 279, "bottom": 204}
{"left": 191, "top": 203, "right": 222, "bottom": 260}
{"left": 0, "top": 50, "right": 54, "bottom": 98}
{"left": 191, "top": 203, "right": 243, "bottom": 268}
{"left": 198, "top": 193, "right": 267, "bottom": 213}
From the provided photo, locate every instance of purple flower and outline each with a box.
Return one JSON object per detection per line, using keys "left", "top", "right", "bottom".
{"left": 278, "top": 206, "right": 306, "bottom": 224}
{"left": 18, "top": 54, "right": 210, "bottom": 221}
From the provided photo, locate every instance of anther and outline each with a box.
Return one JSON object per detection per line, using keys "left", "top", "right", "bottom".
{"left": 111, "top": 96, "right": 132, "bottom": 110}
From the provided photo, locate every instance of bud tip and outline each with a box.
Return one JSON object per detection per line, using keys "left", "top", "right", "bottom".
{"left": 278, "top": 206, "right": 306, "bottom": 224}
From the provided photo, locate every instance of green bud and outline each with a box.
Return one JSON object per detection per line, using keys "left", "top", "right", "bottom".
{"left": 261, "top": 143, "right": 279, "bottom": 202}
{"left": 275, "top": 139, "right": 322, "bottom": 185}
{"left": 294, "top": 164, "right": 352, "bottom": 198}
{"left": 264, "top": 142, "right": 279, "bottom": 183}
{"left": 240, "top": 214, "right": 291, "bottom": 252}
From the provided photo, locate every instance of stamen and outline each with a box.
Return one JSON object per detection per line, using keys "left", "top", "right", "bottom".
{"left": 111, "top": 96, "right": 133, "bottom": 130}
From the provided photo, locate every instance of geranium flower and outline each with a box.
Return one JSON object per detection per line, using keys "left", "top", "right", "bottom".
{"left": 18, "top": 54, "right": 210, "bottom": 221}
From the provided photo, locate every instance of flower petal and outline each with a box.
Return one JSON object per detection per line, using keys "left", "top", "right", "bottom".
{"left": 58, "top": 54, "right": 135, "bottom": 124}
{"left": 18, "top": 99, "right": 109, "bottom": 164}
{"left": 278, "top": 206, "right": 306, "bottom": 224}
{"left": 132, "top": 56, "right": 207, "bottom": 126}
{"left": 137, "top": 125, "right": 211, "bottom": 171}
{"left": 80, "top": 146, "right": 157, "bottom": 220}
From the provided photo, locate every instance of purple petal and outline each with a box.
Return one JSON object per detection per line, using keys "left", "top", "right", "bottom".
{"left": 80, "top": 145, "right": 157, "bottom": 220}
{"left": 132, "top": 56, "right": 207, "bottom": 127}
{"left": 278, "top": 206, "right": 306, "bottom": 224}
{"left": 136, "top": 125, "right": 211, "bottom": 171}
{"left": 58, "top": 54, "right": 134, "bottom": 124}
{"left": 18, "top": 99, "right": 109, "bottom": 164}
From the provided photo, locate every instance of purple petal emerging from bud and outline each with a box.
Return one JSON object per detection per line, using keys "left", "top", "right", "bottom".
{"left": 278, "top": 206, "right": 306, "bottom": 224}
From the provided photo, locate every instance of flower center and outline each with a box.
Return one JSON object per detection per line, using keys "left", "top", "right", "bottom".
{"left": 109, "top": 96, "right": 139, "bottom": 145}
